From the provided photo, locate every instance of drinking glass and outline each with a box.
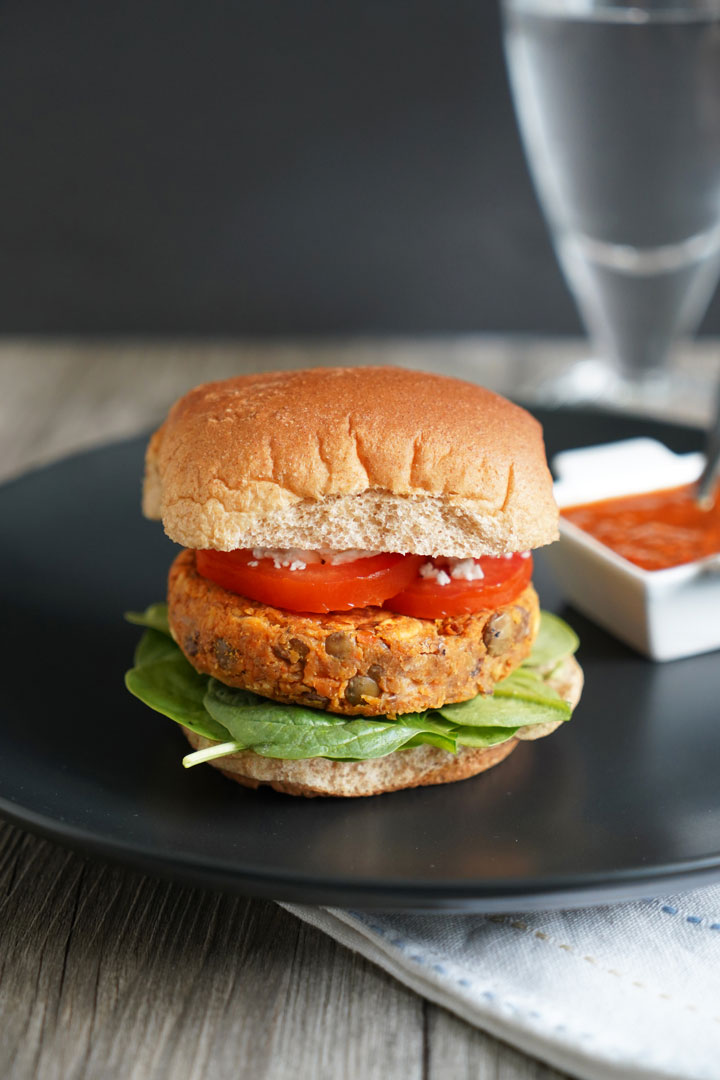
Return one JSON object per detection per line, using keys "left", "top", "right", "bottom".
{"left": 502, "top": 0, "right": 720, "bottom": 405}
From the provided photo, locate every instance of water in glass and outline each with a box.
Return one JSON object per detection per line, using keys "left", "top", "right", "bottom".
{"left": 504, "top": 0, "right": 720, "bottom": 385}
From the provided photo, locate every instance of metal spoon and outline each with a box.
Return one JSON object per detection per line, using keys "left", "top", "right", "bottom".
{"left": 696, "top": 377, "right": 720, "bottom": 508}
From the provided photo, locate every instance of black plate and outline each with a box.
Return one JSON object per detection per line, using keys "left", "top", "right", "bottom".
{"left": 1, "top": 409, "right": 719, "bottom": 911}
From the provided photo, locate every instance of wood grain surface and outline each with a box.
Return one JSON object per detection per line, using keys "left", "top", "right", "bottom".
{"left": 1, "top": 340, "right": 711, "bottom": 1080}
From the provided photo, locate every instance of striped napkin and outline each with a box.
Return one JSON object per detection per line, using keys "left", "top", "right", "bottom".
{"left": 283, "top": 885, "right": 720, "bottom": 1080}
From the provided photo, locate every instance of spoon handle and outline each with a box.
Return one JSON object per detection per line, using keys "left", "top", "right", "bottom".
{"left": 696, "top": 380, "right": 720, "bottom": 507}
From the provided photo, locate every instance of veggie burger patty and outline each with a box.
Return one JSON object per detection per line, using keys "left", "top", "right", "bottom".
{"left": 168, "top": 548, "right": 540, "bottom": 717}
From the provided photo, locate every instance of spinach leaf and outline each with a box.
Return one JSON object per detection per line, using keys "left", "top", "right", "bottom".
{"left": 452, "top": 726, "right": 519, "bottom": 748}
{"left": 436, "top": 666, "right": 571, "bottom": 728}
{"left": 204, "top": 678, "right": 454, "bottom": 761}
{"left": 133, "top": 626, "right": 178, "bottom": 668}
{"left": 525, "top": 611, "right": 579, "bottom": 669}
{"left": 400, "top": 731, "right": 458, "bottom": 753}
{"left": 125, "top": 629, "right": 232, "bottom": 742}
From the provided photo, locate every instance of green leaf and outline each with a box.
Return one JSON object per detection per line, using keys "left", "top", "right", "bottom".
{"left": 204, "top": 678, "right": 453, "bottom": 761}
{"left": 205, "top": 679, "right": 265, "bottom": 710}
{"left": 125, "top": 629, "right": 232, "bottom": 742}
{"left": 384, "top": 709, "right": 458, "bottom": 739}
{"left": 453, "top": 726, "right": 519, "bottom": 748}
{"left": 436, "top": 665, "right": 571, "bottom": 728}
{"left": 133, "top": 626, "right": 177, "bottom": 668}
{"left": 125, "top": 603, "right": 171, "bottom": 637}
{"left": 401, "top": 731, "right": 458, "bottom": 753}
{"left": 526, "top": 611, "right": 579, "bottom": 669}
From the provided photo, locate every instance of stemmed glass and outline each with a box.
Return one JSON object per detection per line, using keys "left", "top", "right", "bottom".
{"left": 501, "top": 0, "right": 720, "bottom": 406}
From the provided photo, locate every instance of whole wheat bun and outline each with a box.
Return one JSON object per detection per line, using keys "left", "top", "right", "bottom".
{"left": 182, "top": 654, "right": 583, "bottom": 798}
{"left": 143, "top": 367, "right": 558, "bottom": 557}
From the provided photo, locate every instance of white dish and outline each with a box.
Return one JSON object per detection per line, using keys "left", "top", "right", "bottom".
{"left": 545, "top": 438, "right": 720, "bottom": 662}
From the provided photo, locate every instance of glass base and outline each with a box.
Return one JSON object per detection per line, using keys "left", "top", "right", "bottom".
{"left": 526, "top": 357, "right": 678, "bottom": 411}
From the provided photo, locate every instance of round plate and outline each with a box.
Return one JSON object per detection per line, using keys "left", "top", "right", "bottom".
{"left": 1, "top": 409, "right": 719, "bottom": 911}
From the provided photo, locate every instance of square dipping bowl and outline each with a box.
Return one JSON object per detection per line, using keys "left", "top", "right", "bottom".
{"left": 544, "top": 438, "right": 720, "bottom": 662}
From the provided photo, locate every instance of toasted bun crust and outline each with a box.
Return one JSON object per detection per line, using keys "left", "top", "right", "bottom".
{"left": 144, "top": 367, "right": 558, "bottom": 557}
{"left": 182, "top": 654, "right": 583, "bottom": 797}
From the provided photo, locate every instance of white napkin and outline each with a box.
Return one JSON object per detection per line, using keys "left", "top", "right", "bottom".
{"left": 283, "top": 886, "right": 720, "bottom": 1080}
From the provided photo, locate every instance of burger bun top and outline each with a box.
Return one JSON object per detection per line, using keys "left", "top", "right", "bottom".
{"left": 143, "top": 366, "right": 558, "bottom": 558}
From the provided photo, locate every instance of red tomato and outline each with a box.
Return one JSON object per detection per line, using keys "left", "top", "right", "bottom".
{"left": 195, "top": 549, "right": 426, "bottom": 613}
{"left": 384, "top": 554, "right": 533, "bottom": 618}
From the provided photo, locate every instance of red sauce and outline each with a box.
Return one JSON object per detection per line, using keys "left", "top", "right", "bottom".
{"left": 561, "top": 484, "right": 720, "bottom": 571}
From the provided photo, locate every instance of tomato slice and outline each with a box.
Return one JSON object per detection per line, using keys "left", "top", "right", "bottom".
{"left": 384, "top": 554, "right": 533, "bottom": 618}
{"left": 195, "top": 549, "right": 426, "bottom": 613}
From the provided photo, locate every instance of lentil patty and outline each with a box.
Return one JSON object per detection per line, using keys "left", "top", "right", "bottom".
{"left": 168, "top": 549, "right": 539, "bottom": 717}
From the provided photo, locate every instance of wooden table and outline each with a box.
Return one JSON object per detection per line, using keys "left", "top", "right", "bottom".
{"left": 0, "top": 340, "right": 715, "bottom": 1080}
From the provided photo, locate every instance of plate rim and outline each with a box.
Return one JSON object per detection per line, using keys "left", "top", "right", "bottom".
{"left": 3, "top": 794, "right": 720, "bottom": 911}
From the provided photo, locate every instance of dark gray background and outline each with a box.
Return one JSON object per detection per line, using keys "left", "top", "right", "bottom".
{"left": 3, "top": 0, "right": 719, "bottom": 336}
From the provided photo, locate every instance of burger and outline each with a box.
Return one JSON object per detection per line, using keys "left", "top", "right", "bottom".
{"left": 126, "top": 366, "right": 582, "bottom": 797}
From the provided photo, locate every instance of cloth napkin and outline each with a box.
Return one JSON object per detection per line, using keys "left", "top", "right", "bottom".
{"left": 283, "top": 886, "right": 720, "bottom": 1080}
